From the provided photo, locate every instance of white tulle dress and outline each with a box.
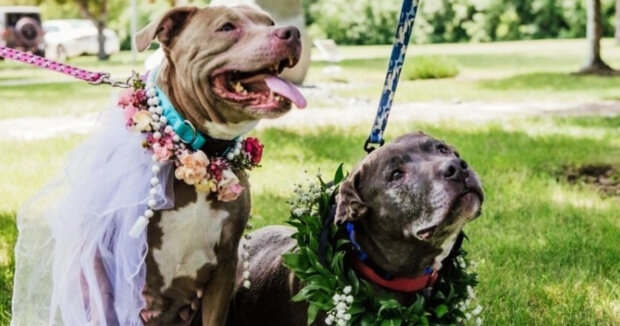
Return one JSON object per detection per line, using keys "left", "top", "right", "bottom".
{"left": 12, "top": 106, "right": 175, "bottom": 325}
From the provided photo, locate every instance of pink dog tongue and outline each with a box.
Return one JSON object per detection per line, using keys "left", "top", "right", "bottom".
{"left": 265, "top": 75, "right": 307, "bottom": 109}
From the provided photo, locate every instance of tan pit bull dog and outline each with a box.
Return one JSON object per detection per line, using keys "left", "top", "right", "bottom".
{"left": 227, "top": 132, "right": 484, "bottom": 326}
{"left": 132, "top": 5, "right": 306, "bottom": 325}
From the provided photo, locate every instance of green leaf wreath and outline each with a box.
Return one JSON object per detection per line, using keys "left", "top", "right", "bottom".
{"left": 283, "top": 165, "right": 483, "bottom": 326}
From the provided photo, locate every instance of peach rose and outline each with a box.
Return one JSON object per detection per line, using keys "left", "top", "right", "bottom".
{"left": 131, "top": 110, "right": 152, "bottom": 132}
{"left": 174, "top": 150, "right": 209, "bottom": 185}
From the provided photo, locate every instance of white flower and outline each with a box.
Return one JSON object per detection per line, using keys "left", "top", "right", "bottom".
{"left": 343, "top": 286, "right": 352, "bottom": 294}
{"left": 325, "top": 317, "right": 333, "bottom": 325}
{"left": 467, "top": 285, "right": 475, "bottom": 299}
{"left": 475, "top": 317, "right": 483, "bottom": 326}
{"left": 465, "top": 313, "right": 472, "bottom": 320}
{"left": 333, "top": 294, "right": 341, "bottom": 303}
{"left": 345, "top": 295, "right": 353, "bottom": 303}
{"left": 293, "top": 207, "right": 307, "bottom": 217}
{"left": 343, "top": 314, "right": 351, "bottom": 321}
{"left": 337, "top": 320, "right": 346, "bottom": 326}
{"left": 336, "top": 302, "right": 347, "bottom": 311}
{"left": 473, "top": 305, "right": 483, "bottom": 316}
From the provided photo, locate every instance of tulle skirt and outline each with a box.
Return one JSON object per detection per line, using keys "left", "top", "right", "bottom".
{"left": 12, "top": 107, "right": 175, "bottom": 325}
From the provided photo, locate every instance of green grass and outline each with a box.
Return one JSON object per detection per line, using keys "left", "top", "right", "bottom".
{"left": 1, "top": 116, "right": 618, "bottom": 325}
{"left": 403, "top": 56, "right": 459, "bottom": 80}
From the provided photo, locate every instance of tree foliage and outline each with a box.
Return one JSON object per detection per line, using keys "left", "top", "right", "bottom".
{"left": 303, "top": 0, "right": 618, "bottom": 45}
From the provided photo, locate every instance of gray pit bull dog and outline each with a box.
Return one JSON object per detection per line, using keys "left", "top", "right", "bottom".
{"left": 227, "top": 132, "right": 484, "bottom": 325}
{"left": 131, "top": 5, "right": 306, "bottom": 326}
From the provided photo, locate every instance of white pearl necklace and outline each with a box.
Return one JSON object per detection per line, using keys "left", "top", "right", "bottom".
{"left": 128, "top": 77, "right": 253, "bottom": 289}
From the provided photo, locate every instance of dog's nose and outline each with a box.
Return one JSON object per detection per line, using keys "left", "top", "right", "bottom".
{"left": 274, "top": 26, "right": 301, "bottom": 42}
{"left": 441, "top": 158, "right": 469, "bottom": 181}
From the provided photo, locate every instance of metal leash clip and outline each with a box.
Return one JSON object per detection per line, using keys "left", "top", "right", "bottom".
{"left": 89, "top": 71, "right": 136, "bottom": 88}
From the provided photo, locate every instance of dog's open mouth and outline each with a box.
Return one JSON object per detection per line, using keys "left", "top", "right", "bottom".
{"left": 211, "top": 58, "right": 307, "bottom": 110}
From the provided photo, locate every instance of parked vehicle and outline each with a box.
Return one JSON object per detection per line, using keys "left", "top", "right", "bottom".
{"left": 0, "top": 6, "right": 45, "bottom": 57}
{"left": 43, "top": 19, "right": 120, "bottom": 61}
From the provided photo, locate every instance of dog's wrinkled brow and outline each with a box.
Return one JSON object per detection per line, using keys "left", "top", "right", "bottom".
{"left": 419, "top": 139, "right": 435, "bottom": 152}
{"left": 387, "top": 154, "right": 412, "bottom": 167}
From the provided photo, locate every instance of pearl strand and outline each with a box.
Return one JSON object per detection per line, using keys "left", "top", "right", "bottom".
{"left": 225, "top": 138, "right": 244, "bottom": 161}
{"left": 129, "top": 81, "right": 182, "bottom": 238}
{"left": 240, "top": 216, "right": 253, "bottom": 289}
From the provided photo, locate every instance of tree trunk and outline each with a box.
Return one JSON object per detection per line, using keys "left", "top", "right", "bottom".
{"left": 75, "top": 0, "right": 109, "bottom": 61}
{"left": 616, "top": 0, "right": 620, "bottom": 44}
{"left": 96, "top": 21, "right": 109, "bottom": 60}
{"left": 579, "top": 0, "right": 613, "bottom": 74}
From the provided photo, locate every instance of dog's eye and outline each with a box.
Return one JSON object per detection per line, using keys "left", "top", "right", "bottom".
{"left": 390, "top": 170, "right": 404, "bottom": 181}
{"left": 268, "top": 20, "right": 275, "bottom": 26}
{"left": 218, "top": 23, "right": 236, "bottom": 32}
{"left": 436, "top": 144, "right": 450, "bottom": 155}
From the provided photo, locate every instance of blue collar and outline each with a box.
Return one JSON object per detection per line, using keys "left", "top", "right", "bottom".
{"left": 148, "top": 67, "right": 206, "bottom": 150}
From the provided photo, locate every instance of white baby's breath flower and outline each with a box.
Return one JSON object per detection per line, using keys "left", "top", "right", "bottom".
{"left": 475, "top": 317, "right": 483, "bottom": 326}
{"left": 343, "top": 286, "right": 352, "bottom": 294}
{"left": 345, "top": 295, "right": 353, "bottom": 303}
{"left": 336, "top": 302, "right": 347, "bottom": 311}
{"left": 472, "top": 305, "right": 482, "bottom": 316}
{"left": 465, "top": 313, "right": 472, "bottom": 320}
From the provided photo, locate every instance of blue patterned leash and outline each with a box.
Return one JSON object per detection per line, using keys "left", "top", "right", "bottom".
{"left": 364, "top": 0, "right": 420, "bottom": 153}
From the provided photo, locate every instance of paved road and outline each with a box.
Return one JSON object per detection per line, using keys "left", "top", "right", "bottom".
{"left": 1, "top": 100, "right": 618, "bottom": 141}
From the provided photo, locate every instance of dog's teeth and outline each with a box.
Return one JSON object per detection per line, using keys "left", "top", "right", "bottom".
{"left": 288, "top": 56, "right": 294, "bottom": 67}
{"left": 232, "top": 81, "right": 246, "bottom": 93}
{"left": 268, "top": 91, "right": 274, "bottom": 100}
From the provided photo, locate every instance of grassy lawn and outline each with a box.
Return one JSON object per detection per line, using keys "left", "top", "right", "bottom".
{"left": 1, "top": 115, "right": 619, "bottom": 325}
{"left": 0, "top": 39, "right": 619, "bottom": 325}
{"left": 1, "top": 39, "right": 620, "bottom": 119}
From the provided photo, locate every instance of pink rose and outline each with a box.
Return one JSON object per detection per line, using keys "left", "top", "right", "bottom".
{"left": 174, "top": 150, "right": 209, "bottom": 185}
{"left": 123, "top": 104, "right": 138, "bottom": 125}
{"left": 243, "top": 137, "right": 264, "bottom": 164}
{"left": 133, "top": 89, "right": 147, "bottom": 105}
{"left": 118, "top": 89, "right": 134, "bottom": 107}
{"left": 218, "top": 183, "right": 243, "bottom": 201}
{"left": 153, "top": 143, "right": 173, "bottom": 162}
{"left": 217, "top": 169, "right": 239, "bottom": 189}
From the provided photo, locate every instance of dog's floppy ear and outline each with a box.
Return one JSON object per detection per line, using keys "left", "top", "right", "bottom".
{"left": 334, "top": 170, "right": 368, "bottom": 224}
{"left": 135, "top": 6, "right": 198, "bottom": 52}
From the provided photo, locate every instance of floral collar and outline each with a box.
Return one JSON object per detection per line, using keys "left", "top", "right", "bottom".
{"left": 284, "top": 166, "right": 483, "bottom": 325}
{"left": 120, "top": 70, "right": 263, "bottom": 238}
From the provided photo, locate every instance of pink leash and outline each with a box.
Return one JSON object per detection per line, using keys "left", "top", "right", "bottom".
{"left": 0, "top": 45, "right": 131, "bottom": 88}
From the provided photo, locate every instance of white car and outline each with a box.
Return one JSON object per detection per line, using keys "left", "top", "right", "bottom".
{"left": 43, "top": 19, "right": 120, "bottom": 61}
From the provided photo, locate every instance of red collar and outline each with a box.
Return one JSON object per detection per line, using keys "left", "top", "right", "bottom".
{"left": 347, "top": 255, "right": 438, "bottom": 293}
